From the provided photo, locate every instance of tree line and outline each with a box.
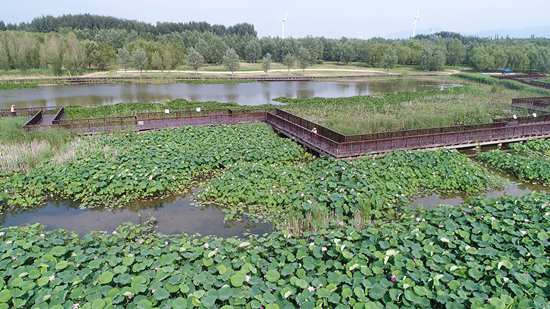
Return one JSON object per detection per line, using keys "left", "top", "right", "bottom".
{"left": 2, "top": 26, "right": 550, "bottom": 75}
{"left": 0, "top": 14, "right": 257, "bottom": 37}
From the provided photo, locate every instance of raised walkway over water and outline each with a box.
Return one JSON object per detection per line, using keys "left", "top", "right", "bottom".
{"left": 12, "top": 101, "right": 550, "bottom": 158}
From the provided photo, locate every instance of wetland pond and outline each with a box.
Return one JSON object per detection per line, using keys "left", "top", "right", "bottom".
{"left": 0, "top": 79, "right": 453, "bottom": 109}
{"left": 3, "top": 79, "right": 533, "bottom": 237}
{"left": 2, "top": 151, "right": 548, "bottom": 237}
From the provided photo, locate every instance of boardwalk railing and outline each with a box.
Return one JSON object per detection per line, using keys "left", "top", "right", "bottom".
{"left": 20, "top": 98, "right": 550, "bottom": 157}
{"left": 23, "top": 111, "right": 43, "bottom": 128}
{"left": 0, "top": 106, "right": 63, "bottom": 118}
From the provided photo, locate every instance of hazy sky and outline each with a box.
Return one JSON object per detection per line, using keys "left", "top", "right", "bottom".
{"left": 2, "top": 0, "right": 549, "bottom": 39}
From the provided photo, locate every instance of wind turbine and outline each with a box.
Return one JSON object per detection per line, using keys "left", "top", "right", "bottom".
{"left": 355, "top": 28, "right": 366, "bottom": 39}
{"left": 410, "top": 2, "right": 425, "bottom": 37}
{"left": 268, "top": 28, "right": 277, "bottom": 37}
{"left": 279, "top": 9, "right": 289, "bottom": 39}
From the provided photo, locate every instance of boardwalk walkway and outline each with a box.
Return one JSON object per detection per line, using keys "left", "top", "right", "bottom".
{"left": 18, "top": 105, "right": 550, "bottom": 158}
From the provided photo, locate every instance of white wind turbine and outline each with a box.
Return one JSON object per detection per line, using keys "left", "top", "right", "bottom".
{"left": 410, "top": 3, "right": 425, "bottom": 37}
{"left": 279, "top": 9, "right": 290, "bottom": 39}
{"left": 268, "top": 28, "right": 277, "bottom": 37}
{"left": 356, "top": 28, "right": 366, "bottom": 39}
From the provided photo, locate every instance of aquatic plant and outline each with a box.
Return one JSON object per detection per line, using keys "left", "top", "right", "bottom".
{"left": 0, "top": 124, "right": 305, "bottom": 209}
{"left": 199, "top": 149, "right": 501, "bottom": 221}
{"left": 0, "top": 193, "right": 549, "bottom": 308}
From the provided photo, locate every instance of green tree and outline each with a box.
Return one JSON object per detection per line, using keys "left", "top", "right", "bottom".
{"left": 431, "top": 49, "right": 446, "bottom": 72}
{"left": 195, "top": 39, "right": 210, "bottom": 63}
{"left": 116, "top": 46, "right": 132, "bottom": 76}
{"left": 151, "top": 50, "right": 162, "bottom": 71}
{"left": 45, "top": 35, "right": 63, "bottom": 76}
{"left": 244, "top": 40, "right": 261, "bottom": 63}
{"left": 371, "top": 43, "right": 388, "bottom": 67}
{"left": 209, "top": 36, "right": 226, "bottom": 65}
{"left": 262, "top": 53, "right": 272, "bottom": 75}
{"left": 186, "top": 47, "right": 204, "bottom": 75}
{"left": 446, "top": 38, "right": 465, "bottom": 67}
{"left": 382, "top": 47, "right": 398, "bottom": 74}
{"left": 283, "top": 53, "right": 295, "bottom": 76}
{"left": 223, "top": 48, "right": 240, "bottom": 76}
{"left": 96, "top": 43, "right": 116, "bottom": 70}
{"left": 296, "top": 47, "right": 311, "bottom": 75}
{"left": 132, "top": 47, "right": 148, "bottom": 77}
{"left": 163, "top": 50, "right": 172, "bottom": 73}
{"left": 340, "top": 41, "right": 355, "bottom": 64}
{"left": 81, "top": 39, "right": 99, "bottom": 69}
{"left": 63, "top": 32, "right": 84, "bottom": 75}
{"left": 537, "top": 51, "right": 550, "bottom": 73}
{"left": 419, "top": 45, "right": 432, "bottom": 71}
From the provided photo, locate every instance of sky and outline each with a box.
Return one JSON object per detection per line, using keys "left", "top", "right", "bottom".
{"left": 2, "top": 0, "right": 550, "bottom": 39}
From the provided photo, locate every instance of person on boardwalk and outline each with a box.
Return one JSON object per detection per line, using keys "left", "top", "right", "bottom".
{"left": 312, "top": 127, "right": 317, "bottom": 143}
{"left": 11, "top": 105, "right": 16, "bottom": 117}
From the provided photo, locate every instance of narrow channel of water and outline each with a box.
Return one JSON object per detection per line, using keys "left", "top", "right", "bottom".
{"left": 412, "top": 145, "right": 550, "bottom": 209}
{"left": 0, "top": 187, "right": 270, "bottom": 237}
{"left": 0, "top": 80, "right": 453, "bottom": 109}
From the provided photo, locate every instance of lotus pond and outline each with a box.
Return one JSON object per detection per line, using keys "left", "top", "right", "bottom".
{"left": 1, "top": 193, "right": 549, "bottom": 308}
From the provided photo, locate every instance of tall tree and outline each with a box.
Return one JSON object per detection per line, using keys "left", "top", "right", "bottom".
{"left": 244, "top": 40, "right": 261, "bottom": 63}
{"left": 45, "top": 35, "right": 63, "bottom": 76}
{"left": 283, "top": 53, "right": 295, "bottom": 76}
{"left": 95, "top": 43, "right": 116, "bottom": 70}
{"left": 262, "top": 53, "right": 272, "bottom": 75}
{"left": 296, "top": 47, "right": 311, "bottom": 75}
{"left": 162, "top": 50, "right": 172, "bottom": 73}
{"left": 63, "top": 32, "right": 84, "bottom": 75}
{"left": 446, "top": 38, "right": 465, "bottom": 67}
{"left": 81, "top": 39, "right": 99, "bottom": 69}
{"left": 116, "top": 46, "right": 132, "bottom": 76}
{"left": 132, "top": 47, "right": 148, "bottom": 77}
{"left": 186, "top": 47, "right": 204, "bottom": 75}
{"left": 419, "top": 45, "right": 433, "bottom": 71}
{"left": 431, "top": 49, "right": 446, "bottom": 72}
{"left": 382, "top": 47, "right": 398, "bottom": 74}
{"left": 151, "top": 51, "right": 162, "bottom": 71}
{"left": 537, "top": 51, "right": 550, "bottom": 73}
{"left": 222, "top": 48, "right": 240, "bottom": 76}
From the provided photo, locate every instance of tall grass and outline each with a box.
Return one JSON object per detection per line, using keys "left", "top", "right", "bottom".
{"left": 280, "top": 84, "right": 526, "bottom": 135}
{"left": 0, "top": 117, "right": 77, "bottom": 172}
{"left": 455, "top": 73, "right": 550, "bottom": 96}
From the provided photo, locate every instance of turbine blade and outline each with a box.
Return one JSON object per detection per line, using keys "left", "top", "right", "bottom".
{"left": 411, "top": 20, "right": 416, "bottom": 28}
{"left": 284, "top": 9, "right": 289, "bottom": 20}
{"left": 419, "top": 18, "right": 426, "bottom": 28}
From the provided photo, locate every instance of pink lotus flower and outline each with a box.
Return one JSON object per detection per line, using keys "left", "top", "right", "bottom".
{"left": 94, "top": 256, "right": 98, "bottom": 260}
{"left": 204, "top": 243, "right": 209, "bottom": 249}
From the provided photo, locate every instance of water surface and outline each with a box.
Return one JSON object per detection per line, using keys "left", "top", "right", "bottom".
{"left": 1, "top": 187, "right": 269, "bottom": 237}
{"left": 0, "top": 80, "right": 452, "bottom": 109}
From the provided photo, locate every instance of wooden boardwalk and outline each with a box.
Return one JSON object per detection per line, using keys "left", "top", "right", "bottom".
{"left": 21, "top": 105, "right": 550, "bottom": 158}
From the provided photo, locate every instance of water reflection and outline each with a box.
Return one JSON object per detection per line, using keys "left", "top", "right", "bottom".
{"left": 1, "top": 187, "right": 270, "bottom": 237}
{"left": 0, "top": 80, "right": 450, "bottom": 109}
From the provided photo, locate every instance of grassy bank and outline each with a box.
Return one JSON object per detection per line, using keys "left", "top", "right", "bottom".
{"left": 0, "top": 193, "right": 548, "bottom": 308}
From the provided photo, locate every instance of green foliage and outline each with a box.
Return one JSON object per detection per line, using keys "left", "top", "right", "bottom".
{"left": 63, "top": 98, "right": 238, "bottom": 119}
{"left": 222, "top": 48, "right": 240, "bottom": 76}
{"left": 186, "top": 47, "right": 204, "bottom": 74}
{"left": 132, "top": 47, "right": 148, "bottom": 76}
{"left": 199, "top": 149, "right": 501, "bottom": 221}
{"left": 479, "top": 139, "right": 550, "bottom": 185}
{"left": 262, "top": 53, "right": 272, "bottom": 74}
{"left": 274, "top": 85, "right": 516, "bottom": 135}
{"left": 382, "top": 47, "right": 398, "bottom": 73}
{"left": 455, "top": 73, "right": 550, "bottom": 96}
{"left": 1, "top": 193, "right": 550, "bottom": 308}
{"left": 0, "top": 82, "right": 38, "bottom": 90}
{"left": 0, "top": 124, "right": 305, "bottom": 209}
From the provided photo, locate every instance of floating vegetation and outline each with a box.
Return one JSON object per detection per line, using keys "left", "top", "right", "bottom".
{"left": 479, "top": 139, "right": 550, "bottom": 185}
{"left": 199, "top": 149, "right": 502, "bottom": 222}
{"left": 0, "top": 193, "right": 549, "bottom": 308}
{"left": 0, "top": 124, "right": 305, "bottom": 210}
